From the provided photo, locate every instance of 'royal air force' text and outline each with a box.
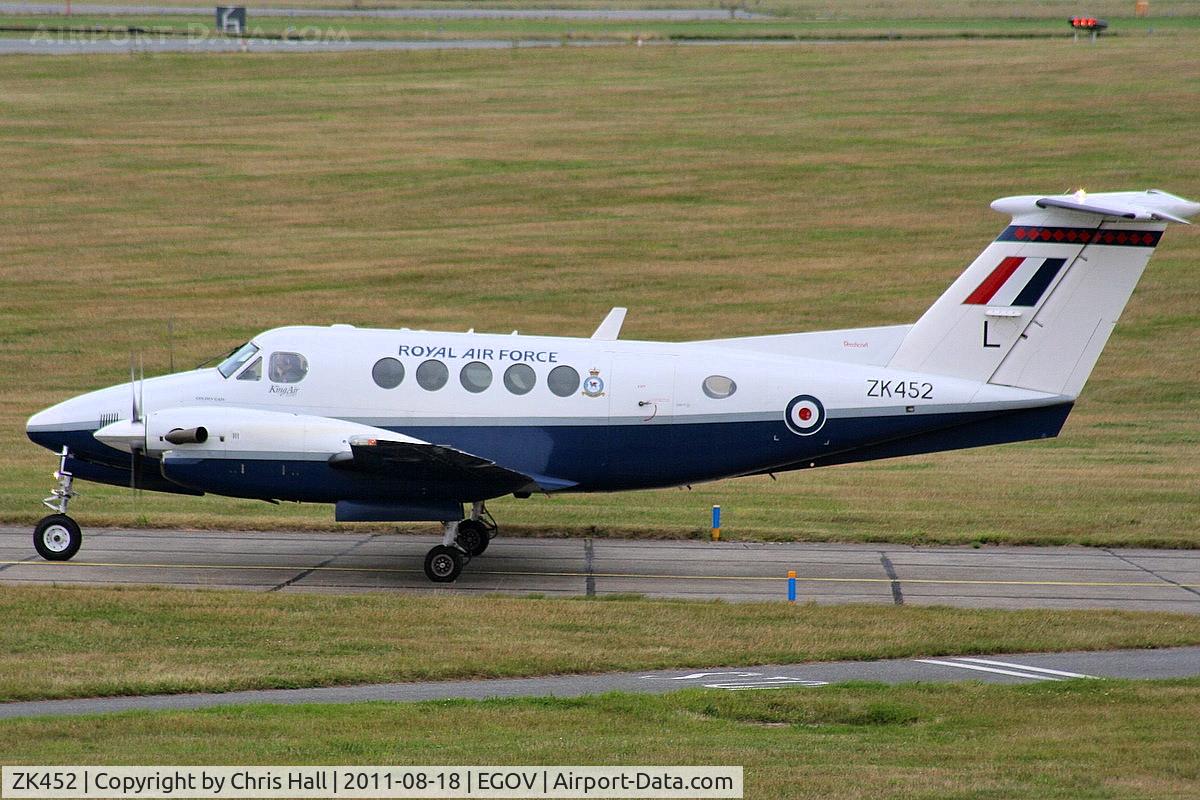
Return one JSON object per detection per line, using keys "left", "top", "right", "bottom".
{"left": 398, "top": 345, "right": 558, "bottom": 363}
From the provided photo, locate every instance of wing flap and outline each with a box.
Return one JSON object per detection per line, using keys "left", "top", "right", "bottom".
{"left": 330, "top": 436, "right": 575, "bottom": 494}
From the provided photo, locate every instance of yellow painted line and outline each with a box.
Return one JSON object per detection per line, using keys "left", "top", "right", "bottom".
{"left": 1, "top": 560, "right": 1197, "bottom": 590}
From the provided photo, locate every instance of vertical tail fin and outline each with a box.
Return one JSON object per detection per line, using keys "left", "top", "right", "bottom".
{"left": 889, "top": 190, "right": 1198, "bottom": 397}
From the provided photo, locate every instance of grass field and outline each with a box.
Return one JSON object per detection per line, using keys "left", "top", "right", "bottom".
{"left": 2, "top": 680, "right": 1199, "bottom": 798}
{"left": 3, "top": 585, "right": 1200, "bottom": 701}
{"left": 2, "top": 35, "right": 1198, "bottom": 547}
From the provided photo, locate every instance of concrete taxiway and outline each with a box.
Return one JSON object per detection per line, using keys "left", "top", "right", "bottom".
{"left": 2, "top": 527, "right": 1198, "bottom": 612}
{"left": 1, "top": 646, "right": 1196, "bottom": 720}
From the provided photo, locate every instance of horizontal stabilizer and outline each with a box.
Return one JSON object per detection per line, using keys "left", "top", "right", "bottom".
{"left": 1035, "top": 196, "right": 1191, "bottom": 224}
{"left": 991, "top": 189, "right": 1200, "bottom": 225}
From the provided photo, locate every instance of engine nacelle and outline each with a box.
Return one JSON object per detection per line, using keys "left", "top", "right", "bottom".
{"left": 144, "top": 407, "right": 427, "bottom": 499}
{"left": 143, "top": 406, "right": 417, "bottom": 458}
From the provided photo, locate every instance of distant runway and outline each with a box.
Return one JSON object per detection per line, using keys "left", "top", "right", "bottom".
{"left": 2, "top": 527, "right": 1199, "bottom": 612}
{"left": 0, "top": 34, "right": 824, "bottom": 54}
{"left": 0, "top": 4, "right": 771, "bottom": 19}
{"left": 0, "top": 35, "right": 621, "bottom": 54}
{"left": 2, "top": 646, "right": 1198, "bottom": 719}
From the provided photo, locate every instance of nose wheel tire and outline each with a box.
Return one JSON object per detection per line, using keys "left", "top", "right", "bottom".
{"left": 424, "top": 545, "right": 465, "bottom": 583}
{"left": 34, "top": 514, "right": 82, "bottom": 561}
{"left": 457, "top": 519, "right": 491, "bottom": 557}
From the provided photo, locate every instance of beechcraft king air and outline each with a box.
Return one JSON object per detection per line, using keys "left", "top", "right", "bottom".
{"left": 25, "top": 189, "right": 1200, "bottom": 581}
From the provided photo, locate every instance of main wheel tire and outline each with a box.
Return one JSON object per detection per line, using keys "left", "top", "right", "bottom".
{"left": 34, "top": 514, "right": 82, "bottom": 561}
{"left": 457, "top": 519, "right": 490, "bottom": 557}
{"left": 424, "top": 545, "right": 464, "bottom": 583}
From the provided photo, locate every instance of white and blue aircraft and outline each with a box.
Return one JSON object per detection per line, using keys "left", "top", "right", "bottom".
{"left": 26, "top": 189, "right": 1198, "bottom": 581}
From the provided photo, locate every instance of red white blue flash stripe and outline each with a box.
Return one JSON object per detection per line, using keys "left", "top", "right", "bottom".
{"left": 964, "top": 256, "right": 1068, "bottom": 307}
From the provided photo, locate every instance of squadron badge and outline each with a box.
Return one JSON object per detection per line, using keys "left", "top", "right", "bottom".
{"left": 583, "top": 368, "right": 606, "bottom": 397}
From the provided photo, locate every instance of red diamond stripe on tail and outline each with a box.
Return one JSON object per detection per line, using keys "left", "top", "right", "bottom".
{"left": 964, "top": 256, "right": 1024, "bottom": 305}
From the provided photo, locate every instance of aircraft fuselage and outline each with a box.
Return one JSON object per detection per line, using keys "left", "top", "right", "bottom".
{"left": 28, "top": 324, "right": 1070, "bottom": 508}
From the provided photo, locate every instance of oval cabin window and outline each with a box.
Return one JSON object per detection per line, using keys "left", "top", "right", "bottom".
{"left": 702, "top": 375, "right": 737, "bottom": 399}
{"left": 416, "top": 359, "right": 449, "bottom": 391}
{"left": 504, "top": 363, "right": 536, "bottom": 395}
{"left": 460, "top": 361, "right": 492, "bottom": 393}
{"left": 547, "top": 365, "right": 581, "bottom": 397}
{"left": 371, "top": 358, "right": 405, "bottom": 389}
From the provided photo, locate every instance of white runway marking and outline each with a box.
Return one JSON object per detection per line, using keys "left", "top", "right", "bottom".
{"left": 640, "top": 671, "right": 828, "bottom": 691}
{"left": 914, "top": 659, "right": 1062, "bottom": 681}
{"left": 702, "top": 678, "right": 828, "bottom": 691}
{"left": 953, "top": 657, "right": 1097, "bottom": 679}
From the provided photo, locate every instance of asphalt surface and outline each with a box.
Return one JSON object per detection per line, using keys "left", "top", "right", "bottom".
{"left": 0, "top": 4, "right": 770, "bottom": 19}
{"left": 3, "top": 527, "right": 1200, "bottom": 612}
{"left": 2, "top": 646, "right": 1197, "bottom": 719}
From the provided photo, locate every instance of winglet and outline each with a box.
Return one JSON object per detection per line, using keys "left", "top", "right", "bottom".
{"left": 591, "top": 307, "right": 627, "bottom": 340}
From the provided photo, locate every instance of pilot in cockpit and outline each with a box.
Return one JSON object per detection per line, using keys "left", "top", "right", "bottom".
{"left": 270, "top": 352, "right": 306, "bottom": 383}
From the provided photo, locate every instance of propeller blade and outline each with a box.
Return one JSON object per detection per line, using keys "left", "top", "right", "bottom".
{"left": 129, "top": 353, "right": 140, "bottom": 422}
{"left": 133, "top": 354, "right": 146, "bottom": 500}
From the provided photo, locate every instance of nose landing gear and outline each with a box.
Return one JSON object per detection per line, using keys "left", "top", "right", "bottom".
{"left": 422, "top": 502, "right": 498, "bottom": 582}
{"left": 34, "top": 447, "right": 82, "bottom": 561}
{"left": 34, "top": 515, "right": 82, "bottom": 561}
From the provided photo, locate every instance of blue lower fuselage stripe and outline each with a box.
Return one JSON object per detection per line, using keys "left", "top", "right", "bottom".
{"left": 28, "top": 402, "right": 1074, "bottom": 504}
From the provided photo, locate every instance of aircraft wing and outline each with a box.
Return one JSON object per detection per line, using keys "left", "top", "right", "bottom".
{"left": 330, "top": 436, "right": 575, "bottom": 494}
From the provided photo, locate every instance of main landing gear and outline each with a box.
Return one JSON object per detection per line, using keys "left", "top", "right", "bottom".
{"left": 423, "top": 501, "right": 498, "bottom": 583}
{"left": 34, "top": 447, "right": 83, "bottom": 561}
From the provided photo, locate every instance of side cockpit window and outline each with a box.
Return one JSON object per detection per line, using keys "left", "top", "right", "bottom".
{"left": 237, "top": 356, "right": 262, "bottom": 381}
{"left": 269, "top": 352, "right": 308, "bottom": 384}
{"left": 217, "top": 342, "right": 260, "bottom": 379}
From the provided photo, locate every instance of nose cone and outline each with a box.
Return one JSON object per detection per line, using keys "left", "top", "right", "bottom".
{"left": 26, "top": 383, "right": 134, "bottom": 457}
{"left": 26, "top": 400, "right": 82, "bottom": 449}
{"left": 26, "top": 406, "right": 59, "bottom": 438}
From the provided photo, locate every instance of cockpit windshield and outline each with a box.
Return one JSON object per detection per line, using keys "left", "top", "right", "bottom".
{"left": 217, "top": 342, "right": 260, "bottom": 378}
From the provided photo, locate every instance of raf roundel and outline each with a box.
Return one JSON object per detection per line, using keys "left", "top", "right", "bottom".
{"left": 785, "top": 394, "right": 826, "bottom": 436}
